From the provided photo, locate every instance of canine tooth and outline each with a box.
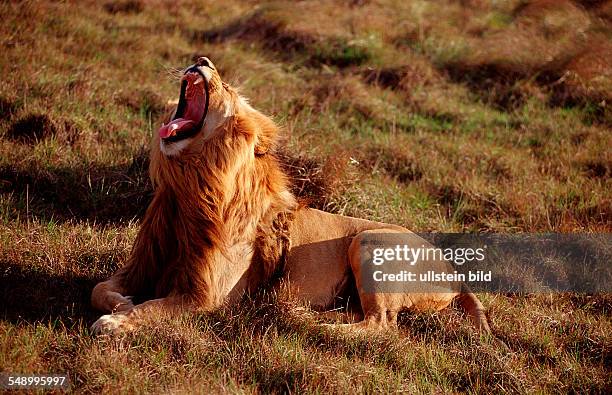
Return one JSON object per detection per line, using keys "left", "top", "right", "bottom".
{"left": 194, "top": 76, "right": 204, "bottom": 85}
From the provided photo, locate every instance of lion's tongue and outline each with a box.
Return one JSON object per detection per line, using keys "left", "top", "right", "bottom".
{"left": 159, "top": 119, "right": 194, "bottom": 139}
{"left": 159, "top": 79, "right": 207, "bottom": 139}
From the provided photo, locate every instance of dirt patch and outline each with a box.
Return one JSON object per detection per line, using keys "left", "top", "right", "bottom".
{"left": 363, "top": 67, "right": 406, "bottom": 89}
{"left": 581, "top": 159, "right": 611, "bottom": 179}
{"left": 6, "top": 113, "right": 56, "bottom": 143}
{"left": 6, "top": 112, "right": 79, "bottom": 144}
{"left": 103, "top": 0, "right": 143, "bottom": 14}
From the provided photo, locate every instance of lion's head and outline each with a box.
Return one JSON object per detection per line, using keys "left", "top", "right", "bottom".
{"left": 157, "top": 57, "right": 239, "bottom": 157}
{"left": 150, "top": 57, "right": 284, "bottom": 187}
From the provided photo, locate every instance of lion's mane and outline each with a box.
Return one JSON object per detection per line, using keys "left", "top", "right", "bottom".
{"left": 116, "top": 103, "right": 296, "bottom": 306}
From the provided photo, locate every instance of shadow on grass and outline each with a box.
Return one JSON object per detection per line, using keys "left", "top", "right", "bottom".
{"left": 188, "top": 10, "right": 372, "bottom": 68}
{"left": 442, "top": 60, "right": 611, "bottom": 125}
{"left": 442, "top": 62, "right": 532, "bottom": 110}
{"left": 0, "top": 150, "right": 152, "bottom": 224}
{"left": 0, "top": 150, "right": 149, "bottom": 324}
{"left": 0, "top": 258, "right": 107, "bottom": 325}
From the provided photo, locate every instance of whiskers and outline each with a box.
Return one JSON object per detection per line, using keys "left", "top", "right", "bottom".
{"left": 162, "top": 65, "right": 185, "bottom": 81}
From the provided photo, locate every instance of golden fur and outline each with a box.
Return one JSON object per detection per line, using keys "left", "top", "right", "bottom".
{"left": 91, "top": 58, "right": 490, "bottom": 335}
{"left": 117, "top": 104, "right": 293, "bottom": 306}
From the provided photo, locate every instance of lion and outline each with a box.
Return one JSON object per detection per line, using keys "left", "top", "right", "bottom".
{"left": 91, "top": 57, "right": 490, "bottom": 335}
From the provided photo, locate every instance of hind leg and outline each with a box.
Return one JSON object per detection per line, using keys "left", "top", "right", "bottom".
{"left": 321, "top": 296, "right": 404, "bottom": 331}
{"left": 327, "top": 229, "right": 490, "bottom": 334}
{"left": 324, "top": 229, "right": 413, "bottom": 332}
{"left": 456, "top": 289, "right": 491, "bottom": 333}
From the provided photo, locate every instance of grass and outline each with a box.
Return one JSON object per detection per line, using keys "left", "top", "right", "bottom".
{"left": 1, "top": 0, "right": 610, "bottom": 392}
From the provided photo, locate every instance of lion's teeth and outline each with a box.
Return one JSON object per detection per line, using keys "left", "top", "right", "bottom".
{"left": 194, "top": 76, "right": 204, "bottom": 85}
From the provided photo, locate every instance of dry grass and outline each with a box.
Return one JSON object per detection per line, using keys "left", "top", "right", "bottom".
{"left": 1, "top": 0, "right": 610, "bottom": 393}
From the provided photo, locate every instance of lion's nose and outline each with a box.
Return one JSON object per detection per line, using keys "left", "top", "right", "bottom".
{"left": 197, "top": 57, "right": 212, "bottom": 68}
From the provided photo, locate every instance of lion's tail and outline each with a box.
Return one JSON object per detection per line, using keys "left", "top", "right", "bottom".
{"left": 456, "top": 284, "right": 491, "bottom": 334}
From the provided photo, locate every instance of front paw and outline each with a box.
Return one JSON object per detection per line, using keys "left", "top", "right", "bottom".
{"left": 105, "top": 292, "right": 134, "bottom": 312}
{"left": 113, "top": 295, "right": 134, "bottom": 312}
{"left": 91, "top": 313, "right": 133, "bottom": 335}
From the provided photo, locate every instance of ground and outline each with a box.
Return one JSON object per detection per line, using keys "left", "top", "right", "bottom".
{"left": 0, "top": 0, "right": 610, "bottom": 393}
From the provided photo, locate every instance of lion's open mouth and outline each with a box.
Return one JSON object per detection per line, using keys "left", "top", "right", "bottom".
{"left": 159, "top": 69, "right": 209, "bottom": 143}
